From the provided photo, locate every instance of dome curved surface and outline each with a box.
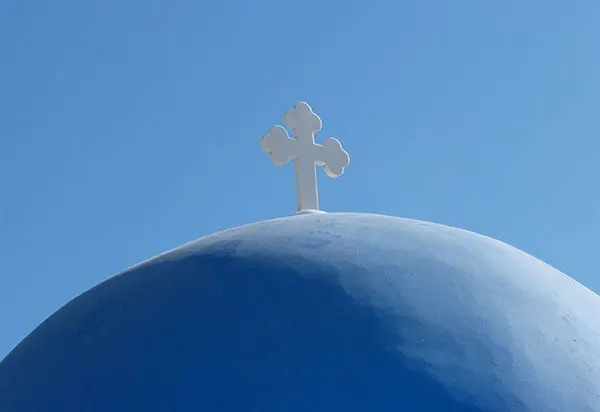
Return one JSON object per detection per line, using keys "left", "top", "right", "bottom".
{"left": 1, "top": 213, "right": 599, "bottom": 411}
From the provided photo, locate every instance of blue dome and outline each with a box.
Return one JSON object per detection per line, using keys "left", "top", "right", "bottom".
{"left": 1, "top": 213, "right": 599, "bottom": 411}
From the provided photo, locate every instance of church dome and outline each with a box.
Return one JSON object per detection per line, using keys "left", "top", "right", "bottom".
{"left": 1, "top": 212, "right": 599, "bottom": 411}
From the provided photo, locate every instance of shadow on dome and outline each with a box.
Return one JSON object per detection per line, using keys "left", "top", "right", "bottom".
{"left": 1, "top": 242, "right": 484, "bottom": 411}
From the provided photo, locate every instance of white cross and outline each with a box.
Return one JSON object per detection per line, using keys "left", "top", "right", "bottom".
{"left": 260, "top": 102, "right": 350, "bottom": 212}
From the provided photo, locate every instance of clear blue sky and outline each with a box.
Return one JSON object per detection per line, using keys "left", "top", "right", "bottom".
{"left": 1, "top": 1, "right": 598, "bottom": 358}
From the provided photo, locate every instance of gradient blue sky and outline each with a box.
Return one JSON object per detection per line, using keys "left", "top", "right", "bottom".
{"left": 1, "top": 1, "right": 598, "bottom": 358}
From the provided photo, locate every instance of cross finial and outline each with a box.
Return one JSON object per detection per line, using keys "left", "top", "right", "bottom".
{"left": 260, "top": 102, "right": 350, "bottom": 212}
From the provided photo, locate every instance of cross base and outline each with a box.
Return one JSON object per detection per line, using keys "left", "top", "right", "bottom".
{"left": 293, "top": 209, "right": 327, "bottom": 216}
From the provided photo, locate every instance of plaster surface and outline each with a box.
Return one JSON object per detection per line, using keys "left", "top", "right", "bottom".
{"left": 1, "top": 213, "right": 599, "bottom": 411}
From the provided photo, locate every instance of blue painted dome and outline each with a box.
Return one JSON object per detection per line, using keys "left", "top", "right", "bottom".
{"left": 1, "top": 213, "right": 599, "bottom": 411}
